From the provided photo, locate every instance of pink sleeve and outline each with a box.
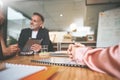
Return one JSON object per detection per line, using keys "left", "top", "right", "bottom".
{"left": 74, "top": 44, "right": 120, "bottom": 79}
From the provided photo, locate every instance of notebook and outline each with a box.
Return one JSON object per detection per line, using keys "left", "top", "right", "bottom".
{"left": 0, "top": 63, "right": 46, "bottom": 80}
{"left": 31, "top": 57, "right": 87, "bottom": 68}
{"left": 20, "top": 38, "right": 43, "bottom": 56}
{"left": 50, "top": 51, "right": 69, "bottom": 57}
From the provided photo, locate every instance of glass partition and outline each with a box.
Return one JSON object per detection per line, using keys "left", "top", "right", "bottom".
{"left": 7, "top": 7, "right": 30, "bottom": 45}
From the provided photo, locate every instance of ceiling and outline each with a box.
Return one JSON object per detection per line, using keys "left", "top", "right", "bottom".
{"left": 1, "top": 0, "right": 85, "bottom": 31}
{"left": 1, "top": 0, "right": 120, "bottom": 31}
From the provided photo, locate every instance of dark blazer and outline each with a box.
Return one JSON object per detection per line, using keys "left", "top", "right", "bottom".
{"left": 18, "top": 28, "right": 54, "bottom": 52}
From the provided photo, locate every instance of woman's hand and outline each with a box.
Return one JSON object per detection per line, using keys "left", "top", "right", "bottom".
{"left": 8, "top": 44, "right": 20, "bottom": 55}
{"left": 67, "top": 43, "right": 85, "bottom": 60}
{"left": 67, "top": 43, "right": 90, "bottom": 65}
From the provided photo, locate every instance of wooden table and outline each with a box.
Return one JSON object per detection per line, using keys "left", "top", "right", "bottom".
{"left": 2, "top": 55, "right": 117, "bottom": 80}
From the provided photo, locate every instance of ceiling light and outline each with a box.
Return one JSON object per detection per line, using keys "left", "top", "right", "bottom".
{"left": 60, "top": 14, "right": 63, "bottom": 17}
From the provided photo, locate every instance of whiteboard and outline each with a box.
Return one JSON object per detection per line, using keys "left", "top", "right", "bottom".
{"left": 97, "top": 7, "right": 120, "bottom": 47}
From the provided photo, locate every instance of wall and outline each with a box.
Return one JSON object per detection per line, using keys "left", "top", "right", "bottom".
{"left": 84, "top": 4, "right": 120, "bottom": 39}
{"left": 97, "top": 7, "right": 120, "bottom": 47}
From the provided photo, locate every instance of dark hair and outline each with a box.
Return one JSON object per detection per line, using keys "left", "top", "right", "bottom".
{"left": 33, "top": 12, "right": 44, "bottom": 22}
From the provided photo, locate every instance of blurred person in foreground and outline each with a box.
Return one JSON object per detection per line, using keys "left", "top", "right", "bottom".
{"left": 67, "top": 43, "right": 120, "bottom": 80}
{"left": 0, "top": 9, "right": 20, "bottom": 60}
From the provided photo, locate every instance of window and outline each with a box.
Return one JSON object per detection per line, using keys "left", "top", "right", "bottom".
{"left": 7, "top": 7, "right": 30, "bottom": 45}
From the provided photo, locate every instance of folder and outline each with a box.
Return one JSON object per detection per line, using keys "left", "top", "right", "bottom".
{"left": 0, "top": 63, "right": 58, "bottom": 80}
{"left": 22, "top": 38, "right": 42, "bottom": 52}
{"left": 21, "top": 67, "right": 58, "bottom": 80}
{"left": 20, "top": 38, "right": 43, "bottom": 56}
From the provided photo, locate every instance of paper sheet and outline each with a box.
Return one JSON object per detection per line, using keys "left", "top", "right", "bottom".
{"left": 0, "top": 63, "right": 46, "bottom": 80}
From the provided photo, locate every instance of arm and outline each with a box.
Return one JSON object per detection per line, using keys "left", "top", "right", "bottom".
{"left": 42, "top": 29, "right": 50, "bottom": 45}
{"left": 43, "top": 30, "right": 54, "bottom": 51}
{"left": 18, "top": 29, "right": 25, "bottom": 50}
{"left": 67, "top": 43, "right": 120, "bottom": 79}
{"left": 1, "top": 37, "right": 19, "bottom": 56}
{"left": 18, "top": 29, "right": 30, "bottom": 51}
{"left": 84, "top": 44, "right": 120, "bottom": 79}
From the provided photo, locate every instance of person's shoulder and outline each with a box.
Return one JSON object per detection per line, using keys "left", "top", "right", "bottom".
{"left": 21, "top": 28, "right": 31, "bottom": 32}
{"left": 42, "top": 28, "right": 49, "bottom": 32}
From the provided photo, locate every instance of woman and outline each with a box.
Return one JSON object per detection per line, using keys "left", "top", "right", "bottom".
{"left": 0, "top": 9, "right": 19, "bottom": 60}
{"left": 67, "top": 43, "right": 120, "bottom": 80}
